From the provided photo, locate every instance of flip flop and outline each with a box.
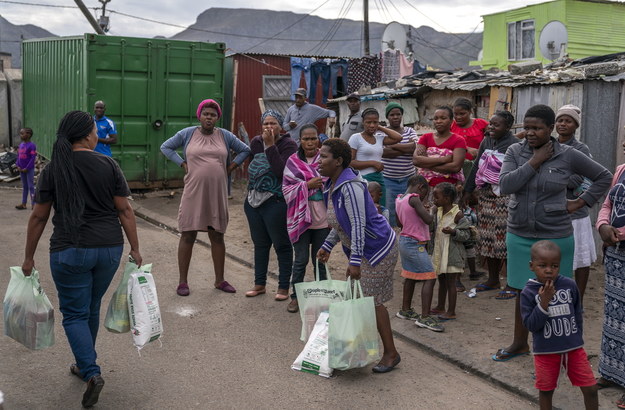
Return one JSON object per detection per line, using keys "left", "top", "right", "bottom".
{"left": 437, "top": 315, "right": 456, "bottom": 321}
{"left": 492, "top": 348, "right": 529, "bottom": 362}
{"left": 475, "top": 283, "right": 498, "bottom": 292}
{"left": 429, "top": 308, "right": 445, "bottom": 315}
{"left": 176, "top": 283, "right": 190, "bottom": 296}
{"left": 496, "top": 290, "right": 517, "bottom": 300}
{"left": 215, "top": 281, "right": 236, "bottom": 293}
{"left": 617, "top": 393, "right": 625, "bottom": 409}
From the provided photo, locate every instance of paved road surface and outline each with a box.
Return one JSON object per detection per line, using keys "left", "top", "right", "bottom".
{"left": 0, "top": 188, "right": 535, "bottom": 409}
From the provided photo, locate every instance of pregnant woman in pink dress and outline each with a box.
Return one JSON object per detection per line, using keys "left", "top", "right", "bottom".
{"left": 161, "top": 99, "right": 251, "bottom": 296}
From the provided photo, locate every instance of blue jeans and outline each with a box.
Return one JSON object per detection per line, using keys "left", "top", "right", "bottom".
{"left": 384, "top": 175, "right": 412, "bottom": 227}
{"left": 291, "top": 227, "right": 330, "bottom": 298}
{"left": 330, "top": 60, "right": 349, "bottom": 98}
{"left": 50, "top": 246, "right": 123, "bottom": 381}
{"left": 310, "top": 62, "right": 331, "bottom": 104}
{"left": 244, "top": 197, "right": 293, "bottom": 289}
{"left": 291, "top": 57, "right": 312, "bottom": 100}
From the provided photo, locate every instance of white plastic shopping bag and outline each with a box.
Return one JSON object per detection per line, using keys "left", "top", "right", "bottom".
{"left": 328, "top": 279, "right": 380, "bottom": 370}
{"left": 291, "top": 312, "right": 332, "bottom": 378}
{"left": 104, "top": 261, "right": 152, "bottom": 333}
{"left": 127, "top": 270, "right": 162, "bottom": 350}
{"left": 294, "top": 261, "right": 345, "bottom": 342}
{"left": 3, "top": 267, "right": 55, "bottom": 350}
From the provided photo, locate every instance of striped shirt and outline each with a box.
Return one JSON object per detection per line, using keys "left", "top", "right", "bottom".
{"left": 382, "top": 126, "right": 417, "bottom": 179}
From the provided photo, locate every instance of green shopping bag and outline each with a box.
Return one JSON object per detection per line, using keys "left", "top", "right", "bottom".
{"left": 104, "top": 261, "right": 152, "bottom": 333}
{"left": 3, "top": 267, "right": 55, "bottom": 350}
{"left": 328, "top": 278, "right": 380, "bottom": 370}
{"left": 295, "top": 260, "right": 346, "bottom": 342}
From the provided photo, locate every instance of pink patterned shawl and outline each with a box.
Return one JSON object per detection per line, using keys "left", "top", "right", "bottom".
{"left": 283, "top": 151, "right": 325, "bottom": 243}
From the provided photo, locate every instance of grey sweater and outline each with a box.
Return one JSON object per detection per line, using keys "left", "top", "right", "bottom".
{"left": 500, "top": 137, "right": 612, "bottom": 238}
{"left": 559, "top": 136, "right": 592, "bottom": 220}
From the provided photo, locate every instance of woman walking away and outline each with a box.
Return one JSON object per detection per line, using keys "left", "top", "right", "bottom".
{"left": 492, "top": 104, "right": 611, "bottom": 362}
{"left": 317, "top": 138, "right": 400, "bottom": 373}
{"left": 15, "top": 127, "right": 37, "bottom": 210}
{"left": 22, "top": 110, "right": 142, "bottom": 408}
{"left": 283, "top": 124, "right": 330, "bottom": 313}
{"left": 462, "top": 111, "right": 517, "bottom": 299}
{"left": 430, "top": 183, "right": 472, "bottom": 321}
{"left": 596, "top": 146, "right": 625, "bottom": 407}
{"left": 161, "top": 99, "right": 250, "bottom": 296}
{"left": 555, "top": 104, "right": 595, "bottom": 303}
{"left": 244, "top": 110, "right": 297, "bottom": 300}
{"left": 413, "top": 106, "right": 467, "bottom": 188}
{"left": 381, "top": 102, "right": 418, "bottom": 226}
{"left": 395, "top": 175, "right": 443, "bottom": 332}
{"left": 348, "top": 107, "right": 402, "bottom": 207}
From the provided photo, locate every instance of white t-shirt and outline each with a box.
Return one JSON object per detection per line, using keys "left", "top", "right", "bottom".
{"left": 348, "top": 131, "right": 386, "bottom": 175}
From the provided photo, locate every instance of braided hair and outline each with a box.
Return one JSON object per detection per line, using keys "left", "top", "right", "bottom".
{"left": 493, "top": 110, "right": 515, "bottom": 128}
{"left": 50, "top": 110, "right": 95, "bottom": 242}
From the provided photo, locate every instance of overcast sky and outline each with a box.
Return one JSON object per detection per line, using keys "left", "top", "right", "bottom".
{"left": 2, "top": 0, "right": 547, "bottom": 38}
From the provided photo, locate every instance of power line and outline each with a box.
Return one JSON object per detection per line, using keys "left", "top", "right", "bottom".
{"left": 0, "top": 0, "right": 77, "bottom": 8}
{"left": 307, "top": 0, "right": 356, "bottom": 55}
{"left": 306, "top": 0, "right": 350, "bottom": 54}
{"left": 400, "top": 0, "right": 482, "bottom": 50}
{"left": 242, "top": 0, "right": 333, "bottom": 52}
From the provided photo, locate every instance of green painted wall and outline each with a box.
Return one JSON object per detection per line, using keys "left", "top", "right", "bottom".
{"left": 471, "top": 0, "right": 625, "bottom": 69}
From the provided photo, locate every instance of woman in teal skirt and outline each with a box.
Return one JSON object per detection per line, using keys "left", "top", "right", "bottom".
{"left": 492, "top": 104, "right": 612, "bottom": 362}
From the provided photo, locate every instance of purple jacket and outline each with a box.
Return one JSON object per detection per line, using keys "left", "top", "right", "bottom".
{"left": 17, "top": 141, "right": 37, "bottom": 170}
{"left": 321, "top": 167, "right": 396, "bottom": 266}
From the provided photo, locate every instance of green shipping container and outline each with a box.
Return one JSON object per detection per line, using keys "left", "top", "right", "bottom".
{"left": 22, "top": 34, "right": 225, "bottom": 188}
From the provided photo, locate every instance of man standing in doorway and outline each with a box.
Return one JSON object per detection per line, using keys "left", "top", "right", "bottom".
{"left": 283, "top": 88, "right": 336, "bottom": 144}
{"left": 93, "top": 100, "right": 118, "bottom": 157}
{"left": 339, "top": 93, "right": 364, "bottom": 141}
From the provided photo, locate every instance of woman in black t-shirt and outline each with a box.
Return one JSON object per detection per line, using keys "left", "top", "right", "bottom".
{"left": 22, "top": 110, "right": 142, "bottom": 408}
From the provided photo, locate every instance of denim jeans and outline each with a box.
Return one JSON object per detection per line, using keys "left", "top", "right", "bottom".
{"left": 50, "top": 246, "right": 123, "bottom": 381}
{"left": 291, "top": 57, "right": 312, "bottom": 100}
{"left": 244, "top": 197, "right": 293, "bottom": 289}
{"left": 384, "top": 175, "right": 412, "bottom": 227}
{"left": 330, "top": 60, "right": 349, "bottom": 98}
{"left": 290, "top": 227, "right": 330, "bottom": 298}
{"left": 309, "top": 62, "right": 331, "bottom": 104}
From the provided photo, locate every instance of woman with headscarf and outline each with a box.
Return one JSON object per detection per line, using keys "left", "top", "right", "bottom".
{"left": 22, "top": 110, "right": 142, "bottom": 407}
{"left": 161, "top": 99, "right": 251, "bottom": 296}
{"left": 244, "top": 109, "right": 298, "bottom": 300}
{"left": 381, "top": 102, "right": 418, "bottom": 226}
{"left": 555, "top": 105, "right": 595, "bottom": 301}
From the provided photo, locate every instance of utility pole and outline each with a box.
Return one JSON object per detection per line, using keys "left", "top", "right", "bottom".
{"left": 74, "top": 0, "right": 106, "bottom": 35}
{"left": 363, "top": 0, "right": 370, "bottom": 55}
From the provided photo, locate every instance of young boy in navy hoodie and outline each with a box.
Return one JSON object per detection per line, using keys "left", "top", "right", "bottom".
{"left": 520, "top": 240, "right": 598, "bottom": 410}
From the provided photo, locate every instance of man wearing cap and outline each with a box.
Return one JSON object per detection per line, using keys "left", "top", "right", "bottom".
{"left": 93, "top": 100, "right": 118, "bottom": 157}
{"left": 339, "top": 93, "right": 364, "bottom": 141}
{"left": 283, "top": 88, "right": 336, "bottom": 144}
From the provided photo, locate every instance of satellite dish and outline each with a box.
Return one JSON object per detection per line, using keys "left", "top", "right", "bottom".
{"left": 382, "top": 22, "right": 407, "bottom": 53}
{"left": 539, "top": 21, "right": 568, "bottom": 60}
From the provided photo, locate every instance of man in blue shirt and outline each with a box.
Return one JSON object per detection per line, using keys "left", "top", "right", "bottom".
{"left": 93, "top": 101, "right": 117, "bottom": 157}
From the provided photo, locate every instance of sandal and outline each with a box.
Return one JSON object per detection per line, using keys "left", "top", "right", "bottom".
{"left": 496, "top": 290, "right": 518, "bottom": 300}
{"left": 617, "top": 393, "right": 625, "bottom": 409}
{"left": 15, "top": 204, "right": 27, "bottom": 210}
{"left": 215, "top": 281, "right": 236, "bottom": 293}
{"left": 176, "top": 283, "right": 190, "bottom": 296}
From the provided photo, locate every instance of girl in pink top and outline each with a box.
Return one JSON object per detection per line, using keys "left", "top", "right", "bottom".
{"left": 395, "top": 175, "right": 443, "bottom": 332}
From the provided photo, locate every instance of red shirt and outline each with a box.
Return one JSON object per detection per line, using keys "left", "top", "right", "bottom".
{"left": 417, "top": 132, "right": 467, "bottom": 187}
{"left": 451, "top": 118, "right": 488, "bottom": 160}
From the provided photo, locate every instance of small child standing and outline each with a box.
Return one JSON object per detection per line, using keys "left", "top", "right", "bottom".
{"left": 15, "top": 128, "right": 36, "bottom": 210}
{"left": 368, "top": 181, "right": 390, "bottom": 222}
{"left": 430, "top": 182, "right": 471, "bottom": 321}
{"left": 521, "top": 240, "right": 598, "bottom": 410}
{"left": 395, "top": 175, "right": 443, "bottom": 332}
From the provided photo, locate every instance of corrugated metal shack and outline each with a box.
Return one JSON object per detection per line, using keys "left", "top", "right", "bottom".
{"left": 329, "top": 53, "right": 625, "bottom": 173}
